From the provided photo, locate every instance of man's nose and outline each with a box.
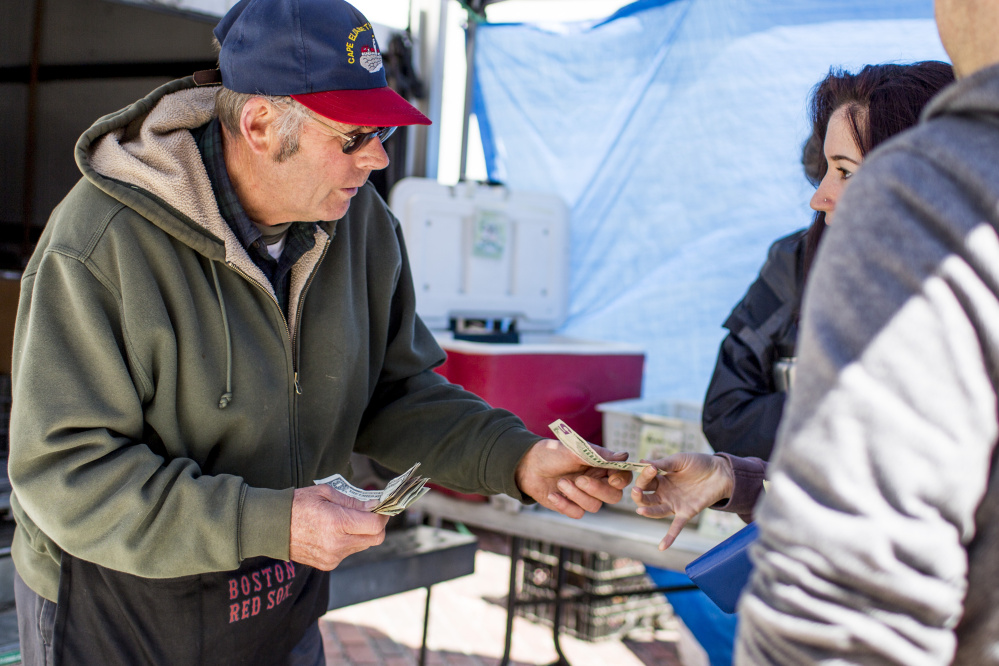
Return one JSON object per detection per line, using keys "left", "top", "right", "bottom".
{"left": 355, "top": 137, "right": 390, "bottom": 171}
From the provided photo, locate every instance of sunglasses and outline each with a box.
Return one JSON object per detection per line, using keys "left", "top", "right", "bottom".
{"left": 309, "top": 116, "right": 397, "bottom": 155}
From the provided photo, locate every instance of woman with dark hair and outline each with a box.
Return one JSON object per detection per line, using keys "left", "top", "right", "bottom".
{"left": 636, "top": 64, "right": 957, "bottom": 553}
{"left": 700, "top": 61, "right": 955, "bottom": 461}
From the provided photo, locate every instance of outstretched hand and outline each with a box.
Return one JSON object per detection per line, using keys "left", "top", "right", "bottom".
{"left": 514, "top": 439, "right": 632, "bottom": 518}
{"left": 632, "top": 452, "right": 734, "bottom": 550}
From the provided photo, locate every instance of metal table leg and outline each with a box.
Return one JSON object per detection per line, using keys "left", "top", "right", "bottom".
{"left": 547, "top": 546, "right": 571, "bottom": 666}
{"left": 500, "top": 535, "right": 521, "bottom": 666}
{"left": 419, "top": 586, "right": 432, "bottom": 666}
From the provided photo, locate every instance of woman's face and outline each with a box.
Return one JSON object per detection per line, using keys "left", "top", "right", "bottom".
{"left": 809, "top": 105, "right": 864, "bottom": 224}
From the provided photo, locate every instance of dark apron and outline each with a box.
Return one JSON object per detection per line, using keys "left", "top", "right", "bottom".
{"left": 52, "top": 553, "right": 329, "bottom": 665}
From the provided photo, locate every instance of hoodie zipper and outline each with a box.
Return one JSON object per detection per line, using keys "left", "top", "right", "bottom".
{"left": 224, "top": 231, "right": 332, "bottom": 485}
{"left": 286, "top": 234, "right": 331, "bottom": 484}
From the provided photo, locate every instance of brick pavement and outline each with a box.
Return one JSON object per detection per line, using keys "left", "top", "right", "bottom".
{"left": 321, "top": 546, "right": 689, "bottom": 666}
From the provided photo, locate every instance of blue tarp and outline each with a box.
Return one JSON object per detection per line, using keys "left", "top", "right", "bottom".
{"left": 473, "top": 0, "right": 947, "bottom": 401}
{"left": 646, "top": 566, "right": 738, "bottom": 666}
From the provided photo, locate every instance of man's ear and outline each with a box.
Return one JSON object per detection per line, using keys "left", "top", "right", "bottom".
{"left": 238, "top": 98, "right": 277, "bottom": 156}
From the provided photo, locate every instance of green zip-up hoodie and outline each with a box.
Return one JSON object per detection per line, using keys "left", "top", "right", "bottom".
{"left": 9, "top": 77, "right": 540, "bottom": 602}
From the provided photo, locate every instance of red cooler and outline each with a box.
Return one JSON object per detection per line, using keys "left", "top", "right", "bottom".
{"left": 435, "top": 334, "right": 643, "bottom": 443}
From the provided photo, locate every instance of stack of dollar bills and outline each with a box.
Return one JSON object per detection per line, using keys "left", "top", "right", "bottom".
{"left": 314, "top": 462, "right": 432, "bottom": 516}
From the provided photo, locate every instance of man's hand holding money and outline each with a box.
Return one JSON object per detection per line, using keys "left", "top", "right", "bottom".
{"left": 289, "top": 484, "right": 389, "bottom": 571}
{"left": 514, "top": 438, "right": 633, "bottom": 519}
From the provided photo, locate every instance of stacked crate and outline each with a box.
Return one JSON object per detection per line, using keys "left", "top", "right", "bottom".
{"left": 515, "top": 539, "right": 671, "bottom": 641}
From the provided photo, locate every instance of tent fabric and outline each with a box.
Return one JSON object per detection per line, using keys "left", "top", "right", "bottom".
{"left": 473, "top": 0, "right": 947, "bottom": 402}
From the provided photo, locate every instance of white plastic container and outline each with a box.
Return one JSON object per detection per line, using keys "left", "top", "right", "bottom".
{"left": 389, "top": 178, "right": 569, "bottom": 333}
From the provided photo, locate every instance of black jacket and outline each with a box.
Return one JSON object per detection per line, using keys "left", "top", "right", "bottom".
{"left": 701, "top": 229, "right": 807, "bottom": 459}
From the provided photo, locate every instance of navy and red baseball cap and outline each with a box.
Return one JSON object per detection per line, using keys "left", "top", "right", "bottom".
{"left": 213, "top": 0, "right": 431, "bottom": 127}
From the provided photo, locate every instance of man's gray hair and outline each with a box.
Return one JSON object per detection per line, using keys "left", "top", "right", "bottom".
{"left": 215, "top": 87, "right": 312, "bottom": 162}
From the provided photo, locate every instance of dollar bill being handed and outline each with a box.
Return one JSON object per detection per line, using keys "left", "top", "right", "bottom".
{"left": 548, "top": 419, "right": 663, "bottom": 475}
{"left": 314, "top": 462, "right": 432, "bottom": 516}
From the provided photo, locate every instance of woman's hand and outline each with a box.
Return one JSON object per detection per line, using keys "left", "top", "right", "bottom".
{"left": 632, "top": 453, "right": 734, "bottom": 550}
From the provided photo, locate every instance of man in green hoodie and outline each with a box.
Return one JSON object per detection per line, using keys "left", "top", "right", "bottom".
{"left": 7, "top": 0, "right": 630, "bottom": 663}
